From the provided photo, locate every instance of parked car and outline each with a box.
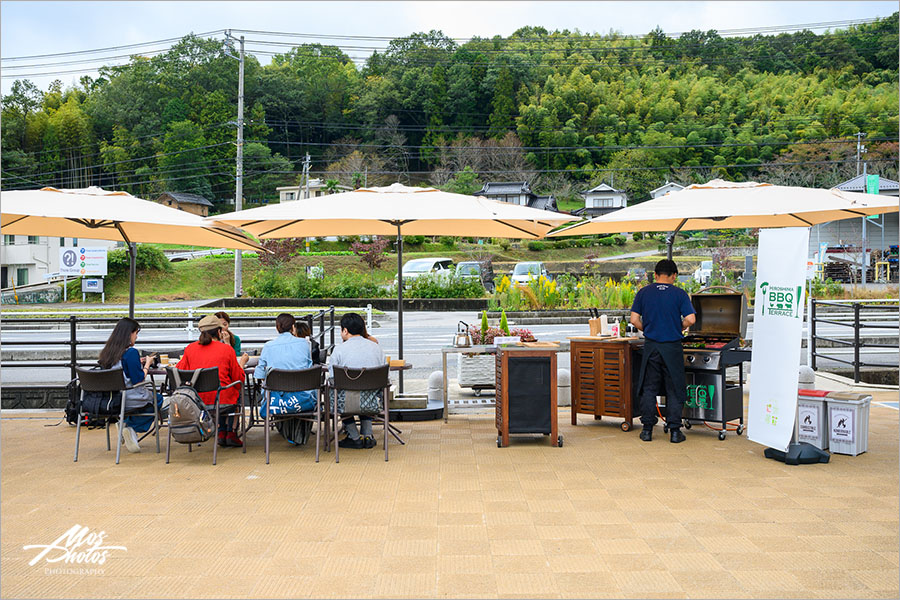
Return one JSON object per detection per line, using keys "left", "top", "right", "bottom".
{"left": 394, "top": 257, "right": 454, "bottom": 287}
{"left": 456, "top": 261, "right": 495, "bottom": 293}
{"left": 510, "top": 261, "right": 550, "bottom": 284}
{"left": 693, "top": 260, "right": 713, "bottom": 285}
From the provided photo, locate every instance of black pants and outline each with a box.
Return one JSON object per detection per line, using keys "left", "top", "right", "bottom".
{"left": 639, "top": 346, "right": 687, "bottom": 429}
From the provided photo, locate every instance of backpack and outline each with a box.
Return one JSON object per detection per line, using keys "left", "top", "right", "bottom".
{"left": 167, "top": 369, "right": 215, "bottom": 444}
{"left": 62, "top": 380, "right": 108, "bottom": 429}
{"left": 81, "top": 389, "right": 123, "bottom": 416}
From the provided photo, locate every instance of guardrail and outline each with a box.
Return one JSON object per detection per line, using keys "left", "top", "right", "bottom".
{"left": 810, "top": 298, "right": 899, "bottom": 382}
{"left": 0, "top": 307, "right": 336, "bottom": 384}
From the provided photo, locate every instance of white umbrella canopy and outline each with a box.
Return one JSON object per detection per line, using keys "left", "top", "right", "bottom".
{"left": 549, "top": 179, "right": 899, "bottom": 238}
{"left": 1, "top": 187, "right": 263, "bottom": 250}
{"left": 0, "top": 186, "right": 266, "bottom": 316}
{"left": 214, "top": 183, "right": 573, "bottom": 238}
{"left": 215, "top": 183, "right": 574, "bottom": 395}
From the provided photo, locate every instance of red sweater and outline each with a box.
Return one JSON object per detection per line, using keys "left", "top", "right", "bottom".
{"left": 177, "top": 340, "right": 245, "bottom": 405}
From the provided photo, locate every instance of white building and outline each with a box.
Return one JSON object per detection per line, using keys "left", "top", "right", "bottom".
{"left": 574, "top": 183, "right": 628, "bottom": 217}
{"left": 277, "top": 178, "right": 351, "bottom": 202}
{"left": 649, "top": 181, "right": 685, "bottom": 199}
{"left": 1, "top": 235, "right": 118, "bottom": 289}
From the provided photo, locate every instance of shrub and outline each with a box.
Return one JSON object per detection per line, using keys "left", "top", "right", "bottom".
{"left": 247, "top": 269, "right": 293, "bottom": 298}
{"left": 107, "top": 245, "right": 172, "bottom": 277}
{"left": 553, "top": 240, "right": 571, "bottom": 249}
{"left": 598, "top": 237, "right": 615, "bottom": 246}
{"left": 326, "top": 269, "right": 388, "bottom": 298}
{"left": 527, "top": 241, "right": 545, "bottom": 251}
{"left": 613, "top": 234, "right": 626, "bottom": 246}
{"left": 404, "top": 235, "right": 425, "bottom": 246}
{"left": 350, "top": 236, "right": 390, "bottom": 269}
{"left": 439, "top": 236, "right": 457, "bottom": 249}
{"left": 498, "top": 239, "right": 511, "bottom": 251}
{"left": 632, "top": 232, "right": 644, "bottom": 241}
{"left": 405, "top": 273, "right": 484, "bottom": 298}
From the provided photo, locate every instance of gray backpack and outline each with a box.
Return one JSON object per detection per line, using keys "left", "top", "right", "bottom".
{"left": 168, "top": 370, "right": 214, "bottom": 444}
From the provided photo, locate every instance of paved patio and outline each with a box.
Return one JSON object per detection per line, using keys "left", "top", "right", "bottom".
{"left": 1, "top": 389, "right": 897, "bottom": 599}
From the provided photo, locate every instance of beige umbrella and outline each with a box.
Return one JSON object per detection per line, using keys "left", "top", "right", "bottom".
{"left": 215, "top": 183, "right": 574, "bottom": 390}
{"left": 549, "top": 179, "right": 899, "bottom": 258}
{"left": 1, "top": 186, "right": 265, "bottom": 316}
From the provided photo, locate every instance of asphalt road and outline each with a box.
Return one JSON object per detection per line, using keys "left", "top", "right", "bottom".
{"left": 2, "top": 309, "right": 896, "bottom": 387}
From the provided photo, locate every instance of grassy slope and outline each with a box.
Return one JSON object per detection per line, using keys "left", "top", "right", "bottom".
{"left": 93, "top": 240, "right": 673, "bottom": 302}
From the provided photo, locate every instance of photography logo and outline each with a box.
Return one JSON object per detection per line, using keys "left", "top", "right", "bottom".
{"left": 23, "top": 524, "right": 126, "bottom": 574}
{"left": 758, "top": 281, "right": 802, "bottom": 318}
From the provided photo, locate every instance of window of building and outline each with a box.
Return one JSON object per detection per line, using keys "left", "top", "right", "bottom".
{"left": 3, "top": 235, "right": 14, "bottom": 245}
{"left": 16, "top": 268, "right": 28, "bottom": 286}
{"left": 59, "top": 237, "right": 66, "bottom": 246}
{"left": 72, "top": 238, "right": 78, "bottom": 247}
{"left": 286, "top": 192, "right": 295, "bottom": 201}
{"left": 27, "top": 236, "right": 39, "bottom": 244}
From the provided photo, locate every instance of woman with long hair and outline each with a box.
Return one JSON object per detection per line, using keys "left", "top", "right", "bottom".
{"left": 177, "top": 315, "right": 248, "bottom": 448}
{"left": 292, "top": 320, "right": 322, "bottom": 364}
{"left": 215, "top": 311, "right": 242, "bottom": 356}
{"left": 98, "top": 317, "right": 162, "bottom": 453}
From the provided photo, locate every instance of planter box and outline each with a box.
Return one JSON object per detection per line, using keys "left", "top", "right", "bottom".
{"left": 458, "top": 353, "right": 496, "bottom": 388}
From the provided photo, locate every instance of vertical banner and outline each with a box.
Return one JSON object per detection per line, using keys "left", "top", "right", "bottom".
{"left": 748, "top": 227, "right": 810, "bottom": 452}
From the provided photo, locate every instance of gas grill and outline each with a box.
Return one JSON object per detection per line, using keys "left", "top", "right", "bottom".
{"left": 677, "top": 292, "right": 752, "bottom": 439}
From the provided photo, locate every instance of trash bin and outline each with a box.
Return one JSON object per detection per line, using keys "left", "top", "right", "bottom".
{"left": 826, "top": 392, "right": 872, "bottom": 456}
{"left": 797, "top": 389, "right": 829, "bottom": 450}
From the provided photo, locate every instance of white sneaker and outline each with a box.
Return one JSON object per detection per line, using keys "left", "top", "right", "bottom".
{"left": 122, "top": 426, "right": 141, "bottom": 453}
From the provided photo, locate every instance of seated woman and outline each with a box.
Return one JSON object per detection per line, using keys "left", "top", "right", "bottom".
{"left": 215, "top": 311, "right": 242, "bottom": 356}
{"left": 292, "top": 320, "right": 322, "bottom": 365}
{"left": 97, "top": 317, "right": 164, "bottom": 453}
{"left": 176, "top": 315, "right": 248, "bottom": 448}
{"left": 255, "top": 313, "right": 317, "bottom": 417}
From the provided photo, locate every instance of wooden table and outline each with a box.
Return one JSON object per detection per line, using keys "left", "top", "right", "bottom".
{"left": 568, "top": 337, "right": 643, "bottom": 431}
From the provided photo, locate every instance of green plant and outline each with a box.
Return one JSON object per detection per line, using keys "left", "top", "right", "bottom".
{"left": 632, "top": 232, "right": 644, "bottom": 241}
{"left": 553, "top": 240, "right": 571, "bottom": 249}
{"left": 404, "top": 235, "right": 425, "bottom": 246}
{"left": 439, "top": 236, "right": 457, "bottom": 249}
{"left": 498, "top": 239, "right": 511, "bottom": 251}
{"left": 247, "top": 269, "right": 293, "bottom": 298}
{"left": 481, "top": 310, "right": 489, "bottom": 334}
{"left": 499, "top": 310, "right": 510, "bottom": 334}
{"left": 527, "top": 241, "right": 545, "bottom": 251}
{"left": 107, "top": 245, "right": 172, "bottom": 277}
{"left": 404, "top": 273, "right": 484, "bottom": 299}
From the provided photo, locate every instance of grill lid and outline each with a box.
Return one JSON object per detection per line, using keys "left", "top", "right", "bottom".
{"left": 690, "top": 293, "right": 747, "bottom": 339}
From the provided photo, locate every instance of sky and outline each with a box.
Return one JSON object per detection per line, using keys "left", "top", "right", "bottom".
{"left": 1, "top": 1, "right": 897, "bottom": 95}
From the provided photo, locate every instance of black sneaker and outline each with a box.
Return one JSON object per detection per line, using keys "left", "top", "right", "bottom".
{"left": 362, "top": 435, "right": 377, "bottom": 449}
{"left": 639, "top": 429, "right": 653, "bottom": 442}
{"left": 670, "top": 429, "right": 686, "bottom": 444}
{"left": 338, "top": 436, "right": 364, "bottom": 449}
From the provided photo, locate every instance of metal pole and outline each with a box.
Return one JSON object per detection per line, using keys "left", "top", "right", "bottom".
{"left": 861, "top": 163, "right": 867, "bottom": 285}
{"left": 397, "top": 225, "right": 404, "bottom": 394}
{"left": 666, "top": 218, "right": 688, "bottom": 260}
{"left": 806, "top": 290, "right": 812, "bottom": 368}
{"left": 69, "top": 315, "right": 77, "bottom": 383}
{"left": 128, "top": 242, "right": 136, "bottom": 318}
{"left": 810, "top": 299, "right": 817, "bottom": 371}
{"left": 234, "top": 34, "right": 245, "bottom": 298}
{"left": 853, "top": 302, "right": 861, "bottom": 383}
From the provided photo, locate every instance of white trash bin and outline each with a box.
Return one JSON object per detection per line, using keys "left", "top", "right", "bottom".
{"left": 797, "top": 389, "right": 829, "bottom": 450}
{"left": 826, "top": 392, "right": 872, "bottom": 456}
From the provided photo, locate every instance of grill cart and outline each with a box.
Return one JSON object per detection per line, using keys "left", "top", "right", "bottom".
{"left": 666, "top": 288, "right": 752, "bottom": 440}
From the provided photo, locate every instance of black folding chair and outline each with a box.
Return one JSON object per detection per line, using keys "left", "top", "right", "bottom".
{"left": 164, "top": 367, "right": 243, "bottom": 465}
{"left": 73, "top": 366, "right": 159, "bottom": 464}
{"left": 260, "top": 366, "right": 327, "bottom": 464}
{"left": 331, "top": 364, "right": 399, "bottom": 462}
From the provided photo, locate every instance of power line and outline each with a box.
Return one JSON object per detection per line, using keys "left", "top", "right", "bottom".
{"left": 1, "top": 30, "right": 226, "bottom": 61}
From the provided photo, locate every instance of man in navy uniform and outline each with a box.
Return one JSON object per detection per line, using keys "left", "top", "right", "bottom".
{"left": 630, "top": 259, "right": 696, "bottom": 443}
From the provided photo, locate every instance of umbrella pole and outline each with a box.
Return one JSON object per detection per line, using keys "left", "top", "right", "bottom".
{"left": 128, "top": 242, "right": 136, "bottom": 319}
{"left": 396, "top": 225, "right": 404, "bottom": 394}
{"left": 666, "top": 218, "right": 688, "bottom": 261}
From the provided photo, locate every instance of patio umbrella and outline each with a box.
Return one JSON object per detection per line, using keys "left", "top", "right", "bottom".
{"left": 548, "top": 179, "right": 899, "bottom": 258}
{"left": 1, "top": 186, "right": 266, "bottom": 317}
{"left": 215, "top": 183, "right": 574, "bottom": 391}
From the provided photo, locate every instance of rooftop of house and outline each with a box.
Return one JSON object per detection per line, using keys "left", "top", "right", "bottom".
{"left": 649, "top": 181, "right": 686, "bottom": 195}
{"left": 580, "top": 183, "right": 623, "bottom": 195}
{"left": 834, "top": 173, "right": 900, "bottom": 192}
{"left": 156, "top": 192, "right": 214, "bottom": 207}
{"left": 476, "top": 181, "right": 532, "bottom": 195}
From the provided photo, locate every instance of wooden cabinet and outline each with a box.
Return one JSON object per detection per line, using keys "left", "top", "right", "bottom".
{"left": 495, "top": 349, "right": 560, "bottom": 447}
{"left": 570, "top": 338, "right": 642, "bottom": 431}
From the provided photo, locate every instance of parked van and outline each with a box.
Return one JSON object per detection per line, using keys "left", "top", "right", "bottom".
{"left": 510, "top": 261, "right": 550, "bottom": 284}
{"left": 455, "top": 261, "right": 495, "bottom": 293}
{"left": 394, "top": 257, "right": 454, "bottom": 288}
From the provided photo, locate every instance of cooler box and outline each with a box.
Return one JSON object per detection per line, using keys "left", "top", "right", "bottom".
{"left": 826, "top": 392, "right": 871, "bottom": 456}
{"left": 797, "top": 389, "right": 829, "bottom": 451}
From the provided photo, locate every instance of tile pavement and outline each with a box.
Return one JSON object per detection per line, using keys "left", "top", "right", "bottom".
{"left": 1, "top": 389, "right": 897, "bottom": 599}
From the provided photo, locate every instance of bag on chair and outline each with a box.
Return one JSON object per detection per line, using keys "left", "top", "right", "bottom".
{"left": 334, "top": 388, "right": 383, "bottom": 415}
{"left": 168, "top": 370, "right": 214, "bottom": 444}
{"left": 275, "top": 418, "right": 313, "bottom": 445}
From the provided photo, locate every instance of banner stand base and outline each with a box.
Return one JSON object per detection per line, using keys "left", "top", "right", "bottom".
{"left": 764, "top": 442, "right": 830, "bottom": 465}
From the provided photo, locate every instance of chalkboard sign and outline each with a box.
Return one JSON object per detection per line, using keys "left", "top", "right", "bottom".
{"left": 495, "top": 349, "right": 560, "bottom": 447}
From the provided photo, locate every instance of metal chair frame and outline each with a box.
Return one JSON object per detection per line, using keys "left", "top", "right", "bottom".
{"left": 260, "top": 366, "right": 328, "bottom": 464}
{"left": 331, "top": 364, "right": 397, "bottom": 462}
{"left": 164, "top": 366, "right": 244, "bottom": 465}
{"left": 73, "top": 366, "right": 159, "bottom": 464}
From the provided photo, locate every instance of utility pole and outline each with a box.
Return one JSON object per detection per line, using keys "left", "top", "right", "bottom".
{"left": 225, "top": 30, "right": 245, "bottom": 297}
{"left": 855, "top": 132, "right": 866, "bottom": 177}
{"left": 302, "top": 153, "right": 311, "bottom": 199}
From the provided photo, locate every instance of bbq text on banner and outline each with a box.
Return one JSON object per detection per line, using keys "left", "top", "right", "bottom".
{"left": 748, "top": 227, "right": 810, "bottom": 451}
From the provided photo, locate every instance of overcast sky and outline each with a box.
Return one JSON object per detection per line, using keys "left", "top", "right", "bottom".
{"left": 2, "top": 1, "right": 896, "bottom": 95}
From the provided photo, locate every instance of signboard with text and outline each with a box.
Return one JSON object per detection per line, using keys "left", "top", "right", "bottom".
{"left": 60, "top": 247, "right": 107, "bottom": 277}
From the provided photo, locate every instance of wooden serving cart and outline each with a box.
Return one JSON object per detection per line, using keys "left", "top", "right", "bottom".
{"left": 495, "top": 347, "right": 561, "bottom": 447}
{"left": 569, "top": 337, "right": 643, "bottom": 431}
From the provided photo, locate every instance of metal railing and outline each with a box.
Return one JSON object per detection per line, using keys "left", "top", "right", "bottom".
{"left": 1, "top": 307, "right": 336, "bottom": 384}
{"left": 810, "top": 299, "right": 899, "bottom": 382}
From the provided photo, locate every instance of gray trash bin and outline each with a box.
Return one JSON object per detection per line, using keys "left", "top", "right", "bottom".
{"left": 826, "top": 392, "right": 872, "bottom": 456}
{"left": 797, "top": 390, "right": 829, "bottom": 451}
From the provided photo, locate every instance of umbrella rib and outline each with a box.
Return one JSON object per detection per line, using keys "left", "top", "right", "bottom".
{"left": 201, "top": 226, "right": 263, "bottom": 251}
{"left": 258, "top": 221, "right": 301, "bottom": 237}
{"left": 842, "top": 209, "right": 868, "bottom": 217}
{"left": 2, "top": 215, "right": 29, "bottom": 228}
{"left": 113, "top": 223, "right": 132, "bottom": 245}
{"left": 788, "top": 213, "right": 814, "bottom": 226}
{"left": 494, "top": 220, "right": 540, "bottom": 238}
